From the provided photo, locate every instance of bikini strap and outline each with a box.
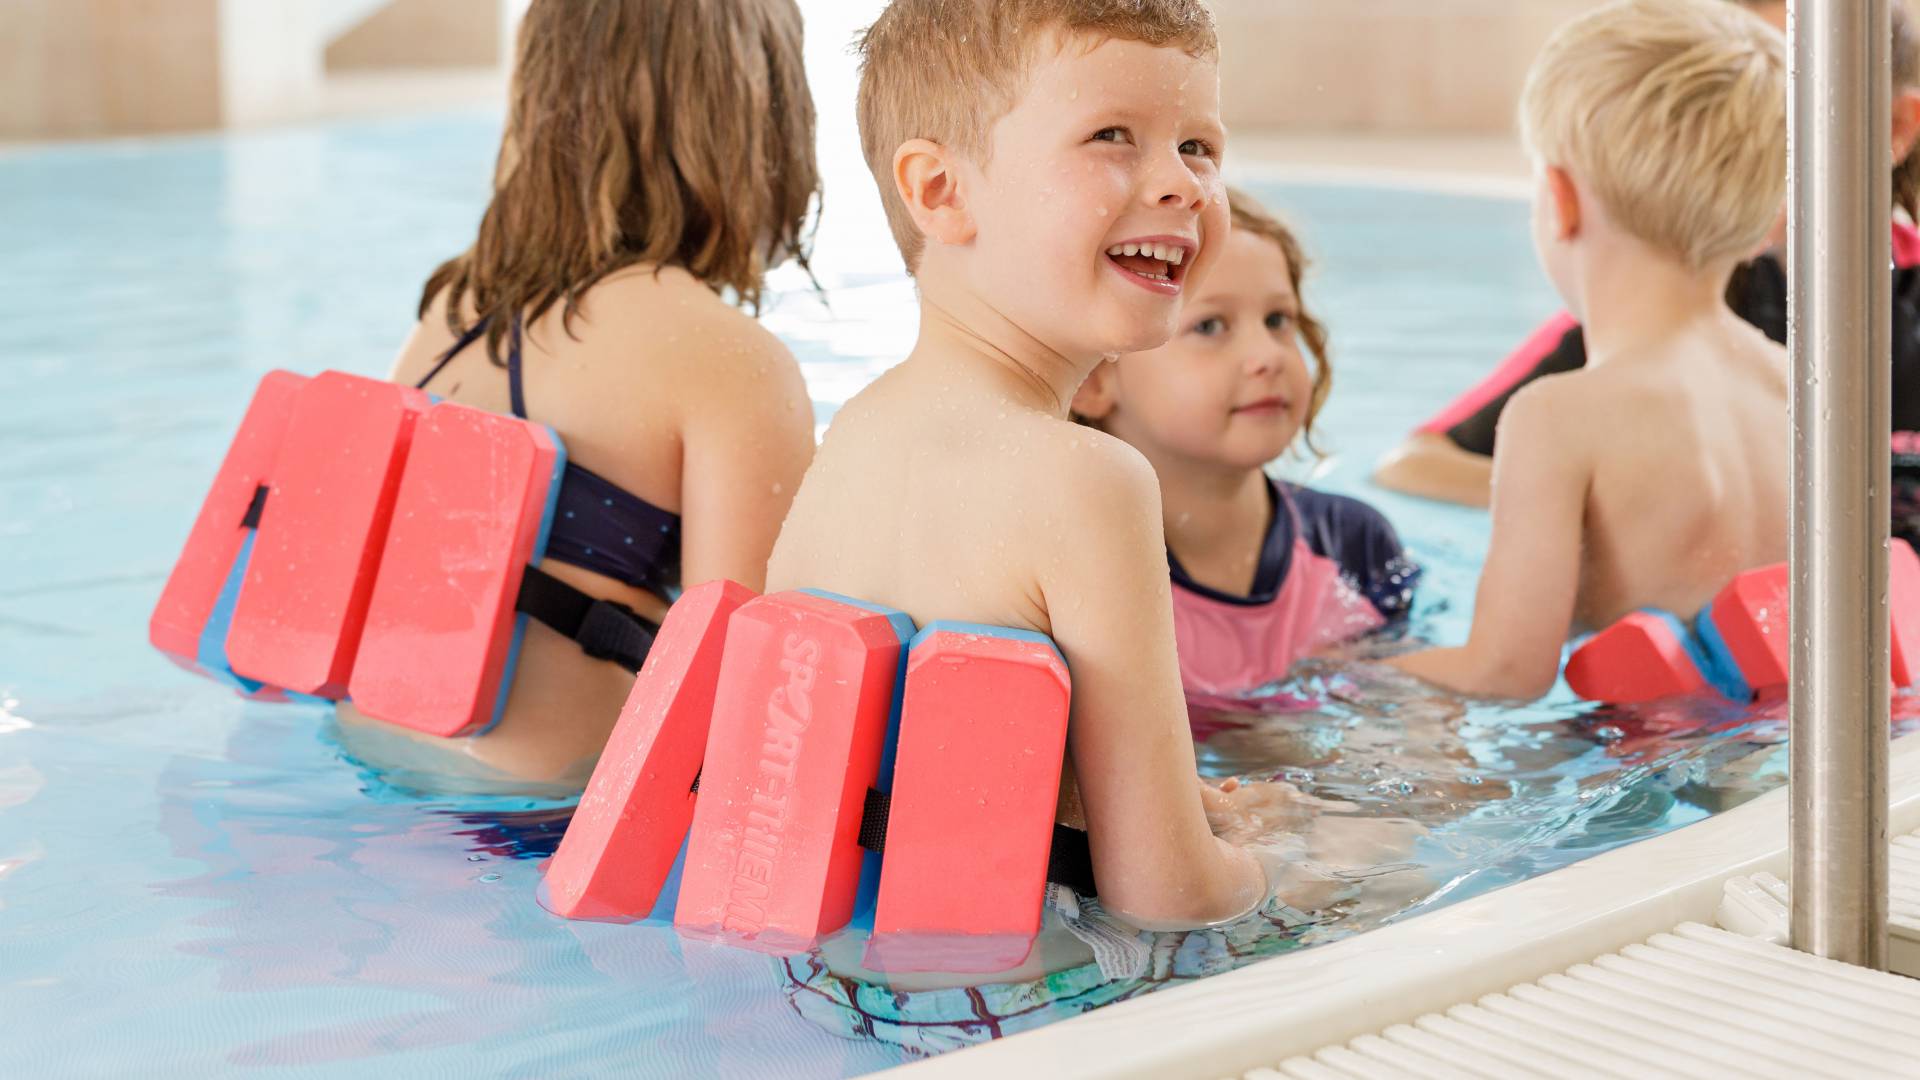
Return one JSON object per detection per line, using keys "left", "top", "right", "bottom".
{"left": 506, "top": 316, "right": 528, "bottom": 420}
{"left": 414, "top": 319, "right": 491, "bottom": 391}
{"left": 413, "top": 316, "right": 529, "bottom": 421}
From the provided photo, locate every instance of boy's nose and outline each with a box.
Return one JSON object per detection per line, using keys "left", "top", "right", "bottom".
{"left": 1154, "top": 178, "right": 1203, "bottom": 209}
{"left": 1148, "top": 156, "right": 1205, "bottom": 210}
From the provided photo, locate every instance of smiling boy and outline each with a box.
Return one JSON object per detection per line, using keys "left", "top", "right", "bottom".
{"left": 765, "top": 1, "right": 1294, "bottom": 928}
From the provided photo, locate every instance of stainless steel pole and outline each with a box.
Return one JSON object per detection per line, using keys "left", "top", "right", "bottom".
{"left": 1789, "top": 0, "right": 1892, "bottom": 969}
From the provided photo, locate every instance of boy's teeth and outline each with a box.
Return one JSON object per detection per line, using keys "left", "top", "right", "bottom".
{"left": 1105, "top": 241, "right": 1188, "bottom": 264}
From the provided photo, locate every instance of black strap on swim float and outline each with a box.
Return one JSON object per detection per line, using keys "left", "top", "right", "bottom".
{"left": 241, "top": 482, "right": 658, "bottom": 675}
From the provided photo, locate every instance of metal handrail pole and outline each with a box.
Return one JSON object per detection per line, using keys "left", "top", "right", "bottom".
{"left": 1789, "top": 0, "right": 1892, "bottom": 969}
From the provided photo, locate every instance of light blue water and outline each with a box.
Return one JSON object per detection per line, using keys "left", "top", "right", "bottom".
{"left": 3, "top": 110, "right": 1902, "bottom": 1077}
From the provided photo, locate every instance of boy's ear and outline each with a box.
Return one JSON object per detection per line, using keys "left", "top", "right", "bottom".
{"left": 893, "top": 139, "right": 976, "bottom": 249}
{"left": 1894, "top": 89, "right": 1920, "bottom": 164}
{"left": 1070, "top": 361, "right": 1120, "bottom": 422}
{"left": 1545, "top": 164, "right": 1582, "bottom": 242}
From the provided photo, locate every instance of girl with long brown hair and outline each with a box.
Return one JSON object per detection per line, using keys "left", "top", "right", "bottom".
{"left": 335, "top": 0, "right": 820, "bottom": 793}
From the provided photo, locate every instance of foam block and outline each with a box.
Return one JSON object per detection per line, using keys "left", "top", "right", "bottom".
{"left": 224, "top": 372, "right": 428, "bottom": 697}
{"left": 543, "top": 580, "right": 756, "bottom": 922}
{"left": 349, "top": 403, "right": 564, "bottom": 736}
{"left": 1706, "top": 563, "right": 1791, "bottom": 694}
{"left": 674, "top": 591, "right": 913, "bottom": 954}
{"left": 864, "top": 623, "right": 1072, "bottom": 974}
{"left": 149, "top": 370, "right": 307, "bottom": 691}
{"left": 1891, "top": 539, "right": 1920, "bottom": 688}
{"left": 1565, "top": 611, "right": 1707, "bottom": 704}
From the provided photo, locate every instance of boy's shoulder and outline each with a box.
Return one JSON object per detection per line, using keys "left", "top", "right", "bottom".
{"left": 1029, "top": 420, "right": 1164, "bottom": 526}
{"left": 1499, "top": 363, "right": 1615, "bottom": 434}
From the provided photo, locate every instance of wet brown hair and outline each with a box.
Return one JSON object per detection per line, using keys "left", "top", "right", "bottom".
{"left": 1226, "top": 187, "right": 1333, "bottom": 457}
{"left": 855, "top": 0, "right": 1217, "bottom": 272}
{"left": 1894, "top": 2, "right": 1920, "bottom": 218}
{"left": 421, "top": 0, "right": 820, "bottom": 361}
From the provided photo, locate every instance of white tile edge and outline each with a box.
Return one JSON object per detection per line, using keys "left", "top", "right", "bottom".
{"left": 888, "top": 734, "right": 1920, "bottom": 1080}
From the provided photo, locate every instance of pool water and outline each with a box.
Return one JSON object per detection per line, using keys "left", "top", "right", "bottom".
{"left": 4, "top": 110, "right": 1907, "bottom": 1077}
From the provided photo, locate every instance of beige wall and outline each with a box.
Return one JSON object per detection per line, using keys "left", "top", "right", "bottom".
{"left": 0, "top": 0, "right": 223, "bottom": 138}
{"left": 325, "top": 0, "right": 507, "bottom": 71}
{"left": 1215, "top": 0, "right": 1608, "bottom": 134}
{"left": 0, "top": 0, "right": 505, "bottom": 139}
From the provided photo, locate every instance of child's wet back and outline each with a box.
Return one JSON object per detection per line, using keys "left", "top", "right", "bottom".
{"left": 770, "top": 0, "right": 1291, "bottom": 929}
{"left": 1391, "top": 0, "right": 1790, "bottom": 700}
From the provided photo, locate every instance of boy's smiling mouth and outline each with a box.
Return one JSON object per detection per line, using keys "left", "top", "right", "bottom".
{"left": 1104, "top": 235, "right": 1195, "bottom": 296}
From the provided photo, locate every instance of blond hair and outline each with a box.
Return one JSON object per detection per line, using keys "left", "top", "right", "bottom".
{"left": 855, "top": 0, "right": 1216, "bottom": 272}
{"left": 1521, "top": 0, "right": 1786, "bottom": 271}
{"left": 422, "top": 0, "right": 819, "bottom": 359}
{"left": 1224, "top": 188, "right": 1333, "bottom": 457}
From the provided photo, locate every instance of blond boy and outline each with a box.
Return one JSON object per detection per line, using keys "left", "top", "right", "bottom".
{"left": 1393, "top": 0, "right": 1790, "bottom": 697}
{"left": 767, "top": 0, "right": 1291, "bottom": 927}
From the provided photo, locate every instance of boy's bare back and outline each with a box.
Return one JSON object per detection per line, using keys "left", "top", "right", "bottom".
{"left": 1509, "top": 308, "right": 1788, "bottom": 630}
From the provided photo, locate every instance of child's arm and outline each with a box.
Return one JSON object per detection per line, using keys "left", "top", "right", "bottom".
{"left": 1043, "top": 439, "right": 1270, "bottom": 929}
{"left": 674, "top": 323, "right": 815, "bottom": 592}
{"left": 1371, "top": 431, "right": 1494, "bottom": 508}
{"left": 1389, "top": 381, "right": 1588, "bottom": 698}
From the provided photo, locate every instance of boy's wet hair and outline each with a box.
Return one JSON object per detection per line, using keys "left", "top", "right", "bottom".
{"left": 1224, "top": 188, "right": 1333, "bottom": 458}
{"left": 856, "top": 0, "right": 1217, "bottom": 273}
{"left": 421, "top": 0, "right": 820, "bottom": 360}
{"left": 1522, "top": 0, "right": 1786, "bottom": 271}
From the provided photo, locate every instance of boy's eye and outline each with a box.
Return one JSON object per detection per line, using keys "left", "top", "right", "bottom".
{"left": 1179, "top": 138, "right": 1217, "bottom": 159}
{"left": 1191, "top": 316, "right": 1226, "bottom": 337}
{"left": 1091, "top": 127, "right": 1131, "bottom": 145}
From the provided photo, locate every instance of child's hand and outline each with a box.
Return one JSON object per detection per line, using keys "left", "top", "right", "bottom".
{"left": 1199, "top": 776, "right": 1350, "bottom": 844}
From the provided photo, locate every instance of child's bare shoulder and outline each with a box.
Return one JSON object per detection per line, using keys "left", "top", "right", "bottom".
{"left": 1494, "top": 367, "right": 1613, "bottom": 462}
{"left": 580, "top": 267, "right": 804, "bottom": 404}
{"left": 1021, "top": 418, "right": 1164, "bottom": 533}
{"left": 1505, "top": 365, "right": 1605, "bottom": 426}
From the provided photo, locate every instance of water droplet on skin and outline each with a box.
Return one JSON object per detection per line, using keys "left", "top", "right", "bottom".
{"left": 478, "top": 873, "right": 502, "bottom": 883}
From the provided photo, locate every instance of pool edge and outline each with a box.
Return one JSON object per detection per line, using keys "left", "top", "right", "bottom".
{"left": 889, "top": 732, "right": 1920, "bottom": 1079}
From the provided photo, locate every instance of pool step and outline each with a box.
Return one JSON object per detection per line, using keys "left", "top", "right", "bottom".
{"left": 1708, "top": 826, "right": 1920, "bottom": 977}
{"left": 1896, "top": 830, "right": 1920, "bottom": 976}
{"left": 1257, "top": 830, "right": 1920, "bottom": 1080}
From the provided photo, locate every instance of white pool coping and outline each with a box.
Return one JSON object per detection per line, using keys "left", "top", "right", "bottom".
{"left": 892, "top": 733, "right": 1920, "bottom": 1079}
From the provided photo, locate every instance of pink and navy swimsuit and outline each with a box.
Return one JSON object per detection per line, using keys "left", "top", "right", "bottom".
{"left": 1170, "top": 479, "right": 1418, "bottom": 698}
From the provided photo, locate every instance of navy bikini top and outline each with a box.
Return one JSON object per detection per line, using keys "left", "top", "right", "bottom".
{"left": 415, "top": 318, "right": 682, "bottom": 601}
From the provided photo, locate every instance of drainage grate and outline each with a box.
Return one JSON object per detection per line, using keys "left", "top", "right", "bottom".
{"left": 1894, "top": 829, "right": 1920, "bottom": 977}
{"left": 1259, "top": 828, "right": 1920, "bottom": 1080}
